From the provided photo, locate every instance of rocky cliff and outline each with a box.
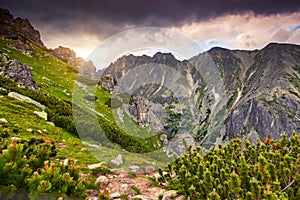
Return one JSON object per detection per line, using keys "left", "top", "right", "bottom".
{"left": 0, "top": 8, "right": 44, "bottom": 49}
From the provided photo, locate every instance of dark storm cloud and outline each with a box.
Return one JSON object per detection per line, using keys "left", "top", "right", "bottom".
{"left": 1, "top": 0, "right": 300, "bottom": 37}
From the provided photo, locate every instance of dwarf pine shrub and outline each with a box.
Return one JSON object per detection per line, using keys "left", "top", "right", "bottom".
{"left": 158, "top": 133, "right": 300, "bottom": 199}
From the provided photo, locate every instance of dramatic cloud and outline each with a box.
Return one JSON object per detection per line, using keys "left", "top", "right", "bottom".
{"left": 173, "top": 12, "right": 300, "bottom": 51}
{"left": 1, "top": 0, "right": 300, "bottom": 58}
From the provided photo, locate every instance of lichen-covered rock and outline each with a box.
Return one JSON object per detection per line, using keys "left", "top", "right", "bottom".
{"left": 1, "top": 60, "right": 40, "bottom": 91}
{"left": 8, "top": 92, "right": 45, "bottom": 110}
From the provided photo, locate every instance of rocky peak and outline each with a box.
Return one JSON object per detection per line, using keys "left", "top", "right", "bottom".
{"left": 0, "top": 8, "right": 44, "bottom": 48}
{"left": 152, "top": 52, "right": 179, "bottom": 66}
{"left": 51, "top": 46, "right": 76, "bottom": 61}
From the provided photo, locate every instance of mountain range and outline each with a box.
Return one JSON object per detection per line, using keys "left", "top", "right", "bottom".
{"left": 0, "top": 7, "right": 299, "bottom": 152}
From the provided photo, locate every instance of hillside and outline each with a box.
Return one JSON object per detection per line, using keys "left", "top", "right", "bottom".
{"left": 0, "top": 7, "right": 300, "bottom": 200}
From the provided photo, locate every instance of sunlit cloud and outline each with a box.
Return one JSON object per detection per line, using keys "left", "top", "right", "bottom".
{"left": 172, "top": 12, "right": 300, "bottom": 51}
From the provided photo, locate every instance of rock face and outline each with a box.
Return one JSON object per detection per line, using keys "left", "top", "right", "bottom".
{"left": 100, "top": 43, "right": 300, "bottom": 147}
{"left": 1, "top": 60, "right": 40, "bottom": 91}
{"left": 0, "top": 8, "right": 44, "bottom": 48}
{"left": 51, "top": 46, "right": 76, "bottom": 61}
{"left": 101, "top": 75, "right": 115, "bottom": 92}
{"left": 128, "top": 97, "right": 151, "bottom": 126}
{"left": 51, "top": 46, "right": 98, "bottom": 79}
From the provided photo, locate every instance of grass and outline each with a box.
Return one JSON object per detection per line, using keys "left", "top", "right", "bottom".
{"left": 0, "top": 37, "right": 168, "bottom": 168}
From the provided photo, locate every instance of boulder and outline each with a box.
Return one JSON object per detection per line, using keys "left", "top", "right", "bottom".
{"left": 128, "top": 165, "right": 141, "bottom": 173}
{"left": 144, "top": 166, "right": 157, "bottom": 174}
{"left": 46, "top": 122, "right": 55, "bottom": 126}
{"left": 94, "top": 175, "right": 109, "bottom": 185}
{"left": 162, "top": 190, "right": 177, "bottom": 200}
{"left": 0, "top": 118, "right": 8, "bottom": 124}
{"left": 34, "top": 111, "right": 47, "bottom": 120}
{"left": 8, "top": 92, "right": 45, "bottom": 110}
{"left": 111, "top": 154, "right": 123, "bottom": 166}
{"left": 1, "top": 60, "right": 40, "bottom": 91}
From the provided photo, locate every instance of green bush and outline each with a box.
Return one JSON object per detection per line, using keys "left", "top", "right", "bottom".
{"left": 158, "top": 133, "right": 300, "bottom": 199}
{"left": 0, "top": 134, "right": 87, "bottom": 198}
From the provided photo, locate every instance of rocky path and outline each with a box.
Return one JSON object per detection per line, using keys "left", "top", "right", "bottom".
{"left": 86, "top": 165, "right": 183, "bottom": 200}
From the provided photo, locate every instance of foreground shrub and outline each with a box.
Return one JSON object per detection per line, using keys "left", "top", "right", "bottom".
{"left": 158, "top": 133, "right": 300, "bottom": 199}
{"left": 0, "top": 134, "right": 87, "bottom": 199}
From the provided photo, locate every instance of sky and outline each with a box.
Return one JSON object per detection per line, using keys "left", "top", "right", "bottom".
{"left": 1, "top": 0, "right": 300, "bottom": 60}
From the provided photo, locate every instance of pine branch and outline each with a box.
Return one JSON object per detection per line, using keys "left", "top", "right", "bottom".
{"left": 281, "top": 179, "right": 295, "bottom": 192}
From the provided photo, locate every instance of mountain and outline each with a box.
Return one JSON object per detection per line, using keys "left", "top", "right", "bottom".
{"left": 100, "top": 43, "right": 300, "bottom": 147}
{"left": 0, "top": 8, "right": 44, "bottom": 49}
{"left": 0, "top": 7, "right": 299, "bottom": 152}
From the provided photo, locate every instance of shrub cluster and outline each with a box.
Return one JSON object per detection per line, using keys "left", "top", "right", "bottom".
{"left": 0, "top": 129, "right": 87, "bottom": 199}
{"left": 158, "top": 133, "right": 300, "bottom": 199}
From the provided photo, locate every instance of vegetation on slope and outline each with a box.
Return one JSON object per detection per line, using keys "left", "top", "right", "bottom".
{"left": 158, "top": 133, "right": 300, "bottom": 199}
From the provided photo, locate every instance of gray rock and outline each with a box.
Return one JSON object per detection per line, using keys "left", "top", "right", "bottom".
{"left": 94, "top": 175, "right": 109, "bottom": 185}
{"left": 110, "top": 192, "right": 121, "bottom": 199}
{"left": 162, "top": 190, "right": 177, "bottom": 200}
{"left": 34, "top": 111, "right": 47, "bottom": 120}
{"left": 8, "top": 92, "right": 45, "bottom": 110}
{"left": 111, "top": 154, "right": 123, "bottom": 166}
{"left": 82, "top": 141, "right": 100, "bottom": 149}
{"left": 128, "top": 97, "right": 151, "bottom": 126}
{"left": 128, "top": 165, "right": 140, "bottom": 173}
{"left": 46, "top": 122, "right": 55, "bottom": 126}
{"left": 101, "top": 75, "right": 115, "bottom": 92}
{"left": 0, "top": 118, "right": 8, "bottom": 124}
{"left": 131, "top": 195, "right": 153, "bottom": 200}
{"left": 144, "top": 166, "right": 157, "bottom": 174}
{"left": 1, "top": 60, "right": 39, "bottom": 91}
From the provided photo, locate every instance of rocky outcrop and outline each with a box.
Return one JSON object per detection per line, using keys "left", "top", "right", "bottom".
{"left": 101, "top": 75, "right": 115, "bottom": 92}
{"left": 1, "top": 59, "right": 39, "bottom": 91}
{"left": 51, "top": 46, "right": 98, "bottom": 79}
{"left": 51, "top": 46, "right": 76, "bottom": 61}
{"left": 0, "top": 8, "right": 44, "bottom": 48}
{"left": 129, "top": 97, "right": 151, "bottom": 126}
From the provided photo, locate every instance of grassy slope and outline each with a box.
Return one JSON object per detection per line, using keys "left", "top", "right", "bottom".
{"left": 0, "top": 38, "right": 165, "bottom": 168}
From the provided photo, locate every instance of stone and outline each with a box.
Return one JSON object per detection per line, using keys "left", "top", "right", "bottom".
{"left": 1, "top": 60, "right": 40, "bottom": 91}
{"left": 34, "top": 111, "right": 47, "bottom": 120}
{"left": 11, "top": 136, "right": 21, "bottom": 141}
{"left": 131, "top": 195, "right": 153, "bottom": 200}
{"left": 8, "top": 92, "right": 45, "bottom": 110}
{"left": 82, "top": 141, "right": 100, "bottom": 149}
{"left": 46, "top": 122, "right": 55, "bottom": 126}
{"left": 162, "top": 190, "right": 177, "bottom": 200}
{"left": 110, "top": 192, "right": 121, "bottom": 199}
{"left": 0, "top": 118, "right": 8, "bottom": 124}
{"left": 128, "top": 165, "right": 140, "bottom": 173}
{"left": 87, "top": 162, "right": 106, "bottom": 170}
{"left": 94, "top": 175, "right": 109, "bottom": 185}
{"left": 111, "top": 154, "right": 123, "bottom": 166}
{"left": 144, "top": 166, "right": 157, "bottom": 174}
